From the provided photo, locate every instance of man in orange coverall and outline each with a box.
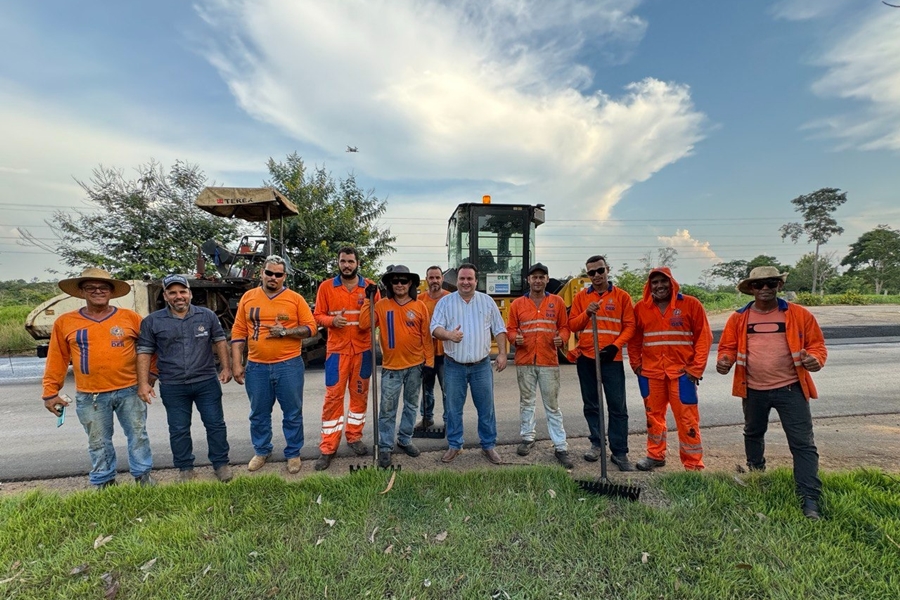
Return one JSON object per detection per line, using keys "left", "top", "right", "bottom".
{"left": 313, "top": 246, "right": 380, "bottom": 471}
{"left": 716, "top": 266, "right": 827, "bottom": 520}
{"left": 360, "top": 265, "right": 434, "bottom": 468}
{"left": 507, "top": 263, "right": 573, "bottom": 469}
{"left": 628, "top": 267, "right": 712, "bottom": 471}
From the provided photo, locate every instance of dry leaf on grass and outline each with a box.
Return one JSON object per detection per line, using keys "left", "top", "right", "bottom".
{"left": 315, "top": 537, "right": 325, "bottom": 546}
{"left": 423, "top": 579, "right": 432, "bottom": 588}
{"left": 384, "top": 544, "right": 394, "bottom": 554}
{"left": 93, "top": 535, "right": 113, "bottom": 550}
{"left": 69, "top": 564, "right": 89, "bottom": 576}
{"left": 464, "top": 516, "right": 471, "bottom": 523}
{"left": 139, "top": 558, "right": 157, "bottom": 572}
{"left": 735, "top": 563, "right": 753, "bottom": 570}
{"left": 732, "top": 476, "right": 747, "bottom": 487}
{"left": 0, "top": 569, "right": 24, "bottom": 585}
{"left": 248, "top": 551, "right": 259, "bottom": 558}
{"left": 369, "top": 527, "right": 379, "bottom": 543}
{"left": 201, "top": 564, "right": 212, "bottom": 576}
{"left": 641, "top": 552, "right": 650, "bottom": 564}
{"left": 379, "top": 471, "right": 397, "bottom": 494}
{"left": 324, "top": 518, "right": 336, "bottom": 527}
{"left": 265, "top": 587, "right": 279, "bottom": 598}
{"left": 316, "top": 494, "right": 322, "bottom": 505}
{"left": 101, "top": 573, "right": 119, "bottom": 600}
{"left": 434, "top": 531, "right": 448, "bottom": 543}
{"left": 547, "top": 489, "right": 557, "bottom": 498}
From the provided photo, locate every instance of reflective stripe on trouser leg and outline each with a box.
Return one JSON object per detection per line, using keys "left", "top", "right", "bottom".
{"left": 319, "top": 352, "right": 358, "bottom": 454}
{"left": 345, "top": 351, "right": 370, "bottom": 444}
{"left": 666, "top": 377, "right": 704, "bottom": 470}
{"left": 643, "top": 377, "right": 670, "bottom": 461}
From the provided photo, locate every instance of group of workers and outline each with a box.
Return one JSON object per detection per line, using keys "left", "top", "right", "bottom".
{"left": 41, "top": 247, "right": 827, "bottom": 520}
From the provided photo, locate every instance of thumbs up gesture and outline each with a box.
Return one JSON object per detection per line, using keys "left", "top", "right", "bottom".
{"left": 799, "top": 349, "right": 822, "bottom": 372}
{"left": 447, "top": 325, "right": 464, "bottom": 343}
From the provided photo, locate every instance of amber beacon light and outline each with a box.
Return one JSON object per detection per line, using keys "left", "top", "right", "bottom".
{"left": 482, "top": 195, "right": 491, "bottom": 204}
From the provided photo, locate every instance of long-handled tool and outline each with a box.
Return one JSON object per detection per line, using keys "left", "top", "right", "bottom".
{"left": 576, "top": 314, "right": 641, "bottom": 501}
{"left": 351, "top": 293, "right": 400, "bottom": 473}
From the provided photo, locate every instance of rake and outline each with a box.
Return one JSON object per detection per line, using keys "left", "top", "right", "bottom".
{"left": 576, "top": 314, "right": 641, "bottom": 501}
{"left": 351, "top": 292, "right": 402, "bottom": 473}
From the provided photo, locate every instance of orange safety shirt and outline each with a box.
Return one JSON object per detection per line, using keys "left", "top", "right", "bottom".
{"left": 506, "top": 293, "right": 570, "bottom": 366}
{"left": 231, "top": 286, "right": 317, "bottom": 364}
{"left": 717, "top": 299, "right": 827, "bottom": 401}
{"left": 359, "top": 297, "right": 434, "bottom": 370}
{"left": 628, "top": 267, "right": 712, "bottom": 380}
{"left": 42, "top": 307, "right": 143, "bottom": 399}
{"left": 420, "top": 290, "right": 450, "bottom": 357}
{"left": 314, "top": 275, "right": 378, "bottom": 355}
{"left": 568, "top": 284, "right": 635, "bottom": 360}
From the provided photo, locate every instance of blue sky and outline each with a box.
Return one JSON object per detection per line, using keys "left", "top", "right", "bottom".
{"left": 2, "top": 0, "right": 899, "bottom": 285}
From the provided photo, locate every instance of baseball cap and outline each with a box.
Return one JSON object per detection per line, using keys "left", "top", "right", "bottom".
{"left": 527, "top": 263, "right": 549, "bottom": 276}
{"left": 162, "top": 274, "right": 190, "bottom": 289}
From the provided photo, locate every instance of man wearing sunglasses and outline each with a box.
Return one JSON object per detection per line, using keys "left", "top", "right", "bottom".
{"left": 716, "top": 266, "right": 827, "bottom": 520}
{"left": 568, "top": 255, "right": 637, "bottom": 470}
{"left": 231, "top": 256, "right": 317, "bottom": 475}
{"left": 313, "top": 246, "right": 380, "bottom": 470}
{"left": 628, "top": 267, "right": 712, "bottom": 472}
{"left": 360, "top": 265, "right": 434, "bottom": 468}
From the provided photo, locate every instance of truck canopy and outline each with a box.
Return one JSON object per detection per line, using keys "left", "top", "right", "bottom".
{"left": 195, "top": 187, "right": 298, "bottom": 221}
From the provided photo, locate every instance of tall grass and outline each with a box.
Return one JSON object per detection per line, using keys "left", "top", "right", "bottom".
{"left": 0, "top": 305, "right": 36, "bottom": 354}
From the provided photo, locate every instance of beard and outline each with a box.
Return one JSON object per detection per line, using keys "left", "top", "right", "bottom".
{"left": 341, "top": 266, "right": 359, "bottom": 280}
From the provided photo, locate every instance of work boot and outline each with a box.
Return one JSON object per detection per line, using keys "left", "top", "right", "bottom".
{"left": 247, "top": 454, "right": 269, "bottom": 472}
{"left": 134, "top": 473, "right": 156, "bottom": 487}
{"left": 517, "top": 440, "right": 535, "bottom": 456}
{"left": 286, "top": 457, "right": 302, "bottom": 474}
{"left": 610, "top": 454, "right": 635, "bottom": 472}
{"left": 178, "top": 469, "right": 196, "bottom": 483}
{"left": 801, "top": 498, "right": 821, "bottom": 521}
{"left": 583, "top": 445, "right": 602, "bottom": 462}
{"left": 214, "top": 464, "right": 233, "bottom": 483}
{"left": 378, "top": 452, "right": 392, "bottom": 469}
{"left": 397, "top": 441, "right": 421, "bottom": 457}
{"left": 314, "top": 453, "right": 334, "bottom": 471}
{"left": 482, "top": 448, "right": 502, "bottom": 465}
{"left": 554, "top": 450, "right": 574, "bottom": 470}
{"left": 96, "top": 479, "right": 117, "bottom": 490}
{"left": 635, "top": 457, "right": 666, "bottom": 472}
{"left": 415, "top": 418, "right": 434, "bottom": 430}
{"left": 347, "top": 441, "right": 369, "bottom": 456}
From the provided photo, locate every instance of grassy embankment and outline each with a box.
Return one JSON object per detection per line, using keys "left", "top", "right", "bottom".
{"left": 0, "top": 305, "right": 36, "bottom": 355}
{"left": 1, "top": 468, "right": 898, "bottom": 599}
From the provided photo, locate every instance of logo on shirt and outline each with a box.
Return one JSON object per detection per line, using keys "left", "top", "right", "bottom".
{"left": 277, "top": 313, "right": 289, "bottom": 322}
{"left": 673, "top": 309, "right": 682, "bottom": 316}
{"left": 195, "top": 325, "right": 209, "bottom": 338}
{"left": 670, "top": 318, "right": 684, "bottom": 328}
{"left": 605, "top": 301, "right": 615, "bottom": 311}
{"left": 110, "top": 326, "right": 124, "bottom": 338}
{"left": 406, "top": 310, "right": 416, "bottom": 321}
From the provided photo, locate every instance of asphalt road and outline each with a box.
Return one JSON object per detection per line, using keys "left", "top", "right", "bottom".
{"left": 1, "top": 340, "right": 897, "bottom": 482}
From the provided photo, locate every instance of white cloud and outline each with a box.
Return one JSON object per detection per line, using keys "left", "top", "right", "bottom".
{"left": 197, "top": 0, "right": 706, "bottom": 219}
{"left": 657, "top": 229, "right": 720, "bottom": 266}
{"left": 769, "top": 0, "right": 854, "bottom": 21}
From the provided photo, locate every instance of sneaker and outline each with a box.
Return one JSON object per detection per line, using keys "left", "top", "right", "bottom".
{"left": 347, "top": 441, "right": 369, "bottom": 456}
{"left": 635, "top": 457, "right": 666, "bottom": 471}
{"left": 415, "top": 418, "right": 434, "bottom": 429}
{"left": 610, "top": 454, "right": 635, "bottom": 472}
{"left": 517, "top": 440, "right": 536, "bottom": 456}
{"left": 247, "top": 454, "right": 269, "bottom": 472}
{"left": 583, "top": 445, "right": 602, "bottom": 462}
{"left": 378, "top": 452, "right": 392, "bottom": 469}
{"left": 178, "top": 469, "right": 196, "bottom": 483}
{"left": 314, "top": 453, "right": 334, "bottom": 471}
{"left": 554, "top": 450, "right": 574, "bottom": 470}
{"left": 801, "top": 498, "right": 821, "bottom": 521}
{"left": 96, "top": 479, "right": 117, "bottom": 490}
{"left": 397, "top": 441, "right": 421, "bottom": 457}
{"left": 214, "top": 464, "right": 233, "bottom": 483}
{"left": 134, "top": 473, "right": 156, "bottom": 487}
{"left": 286, "top": 457, "right": 302, "bottom": 474}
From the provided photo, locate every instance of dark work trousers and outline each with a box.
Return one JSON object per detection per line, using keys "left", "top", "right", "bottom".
{"left": 743, "top": 383, "right": 821, "bottom": 501}
{"left": 160, "top": 376, "right": 230, "bottom": 470}
{"left": 576, "top": 356, "right": 628, "bottom": 456}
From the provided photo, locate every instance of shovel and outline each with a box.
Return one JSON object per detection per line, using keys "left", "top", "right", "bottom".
{"left": 351, "top": 292, "right": 401, "bottom": 473}
{"left": 576, "top": 313, "right": 641, "bottom": 501}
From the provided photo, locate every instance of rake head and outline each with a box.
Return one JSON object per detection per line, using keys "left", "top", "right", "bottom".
{"left": 577, "top": 478, "right": 641, "bottom": 502}
{"left": 349, "top": 464, "right": 403, "bottom": 474}
{"left": 411, "top": 425, "right": 446, "bottom": 439}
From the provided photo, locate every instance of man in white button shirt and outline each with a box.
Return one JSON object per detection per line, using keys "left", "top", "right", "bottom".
{"left": 431, "top": 263, "right": 508, "bottom": 465}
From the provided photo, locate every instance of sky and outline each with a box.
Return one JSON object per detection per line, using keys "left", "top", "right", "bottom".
{"left": 2, "top": 0, "right": 899, "bottom": 286}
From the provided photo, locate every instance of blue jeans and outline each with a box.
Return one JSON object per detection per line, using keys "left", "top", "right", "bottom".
{"left": 379, "top": 364, "right": 423, "bottom": 451}
{"left": 245, "top": 356, "right": 305, "bottom": 458}
{"left": 516, "top": 365, "right": 567, "bottom": 451}
{"left": 421, "top": 355, "right": 445, "bottom": 423}
{"left": 576, "top": 357, "right": 629, "bottom": 456}
{"left": 744, "top": 384, "right": 821, "bottom": 501}
{"left": 160, "top": 376, "right": 230, "bottom": 470}
{"left": 74, "top": 385, "right": 152, "bottom": 485}
{"left": 444, "top": 357, "right": 496, "bottom": 450}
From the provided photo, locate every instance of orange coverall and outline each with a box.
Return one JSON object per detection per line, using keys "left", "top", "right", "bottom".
{"left": 628, "top": 267, "right": 712, "bottom": 470}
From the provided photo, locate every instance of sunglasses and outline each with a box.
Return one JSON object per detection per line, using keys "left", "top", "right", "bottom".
{"left": 586, "top": 267, "right": 607, "bottom": 277}
{"left": 264, "top": 270, "right": 286, "bottom": 278}
{"left": 750, "top": 279, "right": 781, "bottom": 290}
{"left": 81, "top": 285, "right": 112, "bottom": 293}
{"left": 392, "top": 278, "right": 410, "bottom": 285}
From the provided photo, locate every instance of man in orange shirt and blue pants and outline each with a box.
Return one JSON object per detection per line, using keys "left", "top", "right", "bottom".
{"left": 231, "top": 255, "right": 318, "bottom": 475}
{"left": 360, "top": 265, "right": 434, "bottom": 468}
{"left": 628, "top": 267, "right": 712, "bottom": 471}
{"left": 313, "top": 246, "right": 379, "bottom": 471}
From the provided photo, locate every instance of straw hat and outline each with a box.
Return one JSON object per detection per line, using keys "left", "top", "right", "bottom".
{"left": 58, "top": 268, "right": 131, "bottom": 299}
{"left": 737, "top": 266, "right": 788, "bottom": 295}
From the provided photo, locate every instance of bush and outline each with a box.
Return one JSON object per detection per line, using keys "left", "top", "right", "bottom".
{"left": 828, "top": 290, "right": 869, "bottom": 306}
{"left": 0, "top": 305, "right": 37, "bottom": 354}
{"left": 795, "top": 292, "right": 823, "bottom": 306}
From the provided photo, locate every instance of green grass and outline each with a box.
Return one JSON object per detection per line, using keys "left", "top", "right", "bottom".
{"left": 2, "top": 468, "right": 898, "bottom": 599}
{"left": 0, "top": 305, "right": 36, "bottom": 354}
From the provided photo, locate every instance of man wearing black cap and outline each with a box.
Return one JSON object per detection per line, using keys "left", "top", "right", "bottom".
{"left": 507, "top": 263, "right": 573, "bottom": 469}
{"left": 137, "top": 274, "right": 233, "bottom": 483}
{"left": 360, "top": 265, "right": 434, "bottom": 468}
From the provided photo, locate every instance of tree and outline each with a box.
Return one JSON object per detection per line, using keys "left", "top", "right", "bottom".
{"left": 266, "top": 153, "right": 396, "bottom": 297}
{"left": 780, "top": 187, "right": 847, "bottom": 294}
{"left": 20, "top": 161, "right": 239, "bottom": 279}
{"left": 703, "top": 259, "right": 749, "bottom": 288}
{"left": 746, "top": 254, "right": 789, "bottom": 274}
{"left": 784, "top": 252, "right": 838, "bottom": 293}
{"left": 840, "top": 225, "right": 900, "bottom": 294}
{"left": 639, "top": 247, "right": 678, "bottom": 272}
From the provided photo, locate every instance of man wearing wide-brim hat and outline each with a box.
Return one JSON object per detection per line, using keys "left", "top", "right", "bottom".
{"left": 717, "top": 266, "right": 828, "bottom": 520}
{"left": 41, "top": 268, "right": 155, "bottom": 489}
{"left": 359, "top": 265, "right": 434, "bottom": 468}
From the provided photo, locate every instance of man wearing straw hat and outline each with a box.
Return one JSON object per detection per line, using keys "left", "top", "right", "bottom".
{"left": 41, "top": 268, "right": 155, "bottom": 489}
{"left": 717, "top": 266, "right": 827, "bottom": 520}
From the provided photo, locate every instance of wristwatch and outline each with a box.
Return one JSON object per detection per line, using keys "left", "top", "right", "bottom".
{"left": 279, "top": 328, "right": 288, "bottom": 337}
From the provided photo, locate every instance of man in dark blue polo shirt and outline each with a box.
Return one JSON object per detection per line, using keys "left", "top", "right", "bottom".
{"left": 136, "top": 274, "right": 233, "bottom": 482}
